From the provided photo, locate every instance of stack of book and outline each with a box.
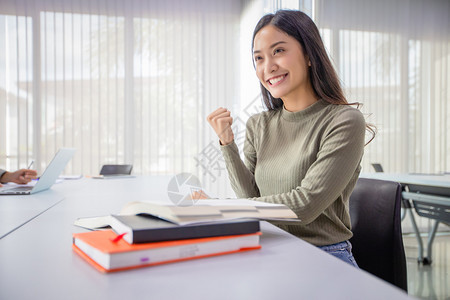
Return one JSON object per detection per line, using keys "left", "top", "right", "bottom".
{"left": 73, "top": 199, "right": 300, "bottom": 273}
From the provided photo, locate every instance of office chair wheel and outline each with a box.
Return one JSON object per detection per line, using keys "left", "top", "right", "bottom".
{"left": 422, "top": 257, "right": 432, "bottom": 265}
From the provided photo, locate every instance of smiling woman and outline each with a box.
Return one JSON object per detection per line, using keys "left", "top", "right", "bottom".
{"left": 207, "top": 10, "right": 375, "bottom": 267}
{"left": 251, "top": 10, "right": 352, "bottom": 111}
{"left": 253, "top": 25, "right": 315, "bottom": 111}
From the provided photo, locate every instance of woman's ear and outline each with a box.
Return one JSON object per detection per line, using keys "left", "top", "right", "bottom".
{"left": 305, "top": 54, "right": 312, "bottom": 67}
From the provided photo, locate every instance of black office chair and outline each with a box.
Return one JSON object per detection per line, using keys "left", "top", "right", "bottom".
{"left": 349, "top": 178, "right": 408, "bottom": 292}
{"left": 371, "top": 163, "right": 384, "bottom": 173}
{"left": 370, "top": 163, "right": 410, "bottom": 221}
{"left": 100, "top": 164, "right": 133, "bottom": 175}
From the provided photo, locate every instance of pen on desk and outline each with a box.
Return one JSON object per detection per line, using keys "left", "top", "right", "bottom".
{"left": 27, "top": 160, "right": 34, "bottom": 169}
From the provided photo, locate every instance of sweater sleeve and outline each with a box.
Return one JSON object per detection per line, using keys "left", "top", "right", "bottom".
{"left": 0, "top": 169, "right": 7, "bottom": 182}
{"left": 220, "top": 117, "right": 260, "bottom": 198}
{"left": 255, "top": 109, "right": 366, "bottom": 224}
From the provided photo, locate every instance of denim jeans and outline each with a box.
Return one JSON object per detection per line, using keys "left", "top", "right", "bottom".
{"left": 318, "top": 240, "right": 359, "bottom": 268}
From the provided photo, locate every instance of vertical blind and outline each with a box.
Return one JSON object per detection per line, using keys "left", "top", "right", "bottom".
{"left": 315, "top": 0, "right": 450, "bottom": 173}
{"left": 0, "top": 0, "right": 241, "bottom": 196}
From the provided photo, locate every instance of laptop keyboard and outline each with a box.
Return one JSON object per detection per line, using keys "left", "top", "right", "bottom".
{"left": 0, "top": 186, "right": 33, "bottom": 194}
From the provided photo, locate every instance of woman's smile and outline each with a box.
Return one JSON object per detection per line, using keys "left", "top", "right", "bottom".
{"left": 267, "top": 73, "right": 288, "bottom": 86}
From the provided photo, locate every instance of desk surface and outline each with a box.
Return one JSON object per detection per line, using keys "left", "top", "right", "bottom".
{"left": 360, "top": 172, "right": 450, "bottom": 189}
{"left": 0, "top": 187, "right": 64, "bottom": 239}
{"left": 0, "top": 177, "right": 411, "bottom": 300}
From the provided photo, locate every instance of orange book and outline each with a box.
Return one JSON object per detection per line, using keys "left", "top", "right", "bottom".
{"left": 73, "top": 230, "right": 261, "bottom": 273}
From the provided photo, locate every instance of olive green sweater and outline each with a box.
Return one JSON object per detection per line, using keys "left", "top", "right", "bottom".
{"left": 220, "top": 99, "right": 366, "bottom": 246}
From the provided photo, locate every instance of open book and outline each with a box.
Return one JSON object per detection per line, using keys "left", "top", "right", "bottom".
{"left": 74, "top": 199, "right": 300, "bottom": 230}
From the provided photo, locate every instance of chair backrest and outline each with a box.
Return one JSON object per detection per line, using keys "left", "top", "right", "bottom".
{"left": 99, "top": 164, "right": 133, "bottom": 175}
{"left": 371, "top": 163, "right": 384, "bottom": 172}
{"left": 349, "top": 178, "right": 407, "bottom": 292}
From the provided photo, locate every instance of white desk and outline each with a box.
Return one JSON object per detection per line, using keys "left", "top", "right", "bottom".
{"left": 360, "top": 173, "right": 450, "bottom": 265}
{"left": 0, "top": 177, "right": 411, "bottom": 300}
{"left": 0, "top": 188, "right": 64, "bottom": 239}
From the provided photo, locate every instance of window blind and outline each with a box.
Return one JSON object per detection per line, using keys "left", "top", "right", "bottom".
{"left": 0, "top": 0, "right": 241, "bottom": 196}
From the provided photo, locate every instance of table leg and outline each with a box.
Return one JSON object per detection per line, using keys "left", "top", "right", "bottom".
{"left": 400, "top": 198, "right": 410, "bottom": 221}
{"left": 422, "top": 220, "right": 440, "bottom": 265}
{"left": 401, "top": 207, "right": 407, "bottom": 221}
{"left": 406, "top": 205, "right": 424, "bottom": 263}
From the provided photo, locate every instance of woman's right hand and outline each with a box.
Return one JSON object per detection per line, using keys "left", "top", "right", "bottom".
{"left": 207, "top": 108, "right": 234, "bottom": 145}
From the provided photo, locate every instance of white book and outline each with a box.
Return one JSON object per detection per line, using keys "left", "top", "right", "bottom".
{"left": 74, "top": 198, "right": 300, "bottom": 230}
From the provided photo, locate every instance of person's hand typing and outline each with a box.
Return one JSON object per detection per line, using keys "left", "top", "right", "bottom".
{"left": 207, "top": 107, "right": 235, "bottom": 146}
{"left": 0, "top": 169, "right": 38, "bottom": 185}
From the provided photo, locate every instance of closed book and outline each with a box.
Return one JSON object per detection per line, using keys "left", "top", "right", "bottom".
{"left": 73, "top": 230, "right": 261, "bottom": 273}
{"left": 110, "top": 215, "right": 260, "bottom": 244}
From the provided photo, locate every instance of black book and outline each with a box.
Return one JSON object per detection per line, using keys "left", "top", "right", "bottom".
{"left": 110, "top": 214, "right": 261, "bottom": 244}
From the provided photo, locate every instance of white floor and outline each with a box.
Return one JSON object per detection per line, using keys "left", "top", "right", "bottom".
{"left": 403, "top": 230, "right": 450, "bottom": 299}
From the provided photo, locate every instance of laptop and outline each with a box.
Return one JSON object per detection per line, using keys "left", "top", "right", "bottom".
{"left": 0, "top": 148, "right": 76, "bottom": 195}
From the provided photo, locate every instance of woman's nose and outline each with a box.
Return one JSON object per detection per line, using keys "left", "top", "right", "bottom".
{"left": 266, "top": 58, "right": 278, "bottom": 74}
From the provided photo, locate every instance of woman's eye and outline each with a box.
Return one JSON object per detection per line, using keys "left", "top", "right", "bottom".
{"left": 254, "top": 56, "right": 262, "bottom": 62}
{"left": 274, "top": 48, "right": 284, "bottom": 54}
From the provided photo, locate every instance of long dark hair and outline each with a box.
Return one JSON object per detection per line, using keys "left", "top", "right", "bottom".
{"left": 252, "top": 10, "right": 376, "bottom": 143}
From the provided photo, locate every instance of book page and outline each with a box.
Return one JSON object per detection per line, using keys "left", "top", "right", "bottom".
{"left": 170, "top": 205, "right": 223, "bottom": 216}
{"left": 74, "top": 215, "right": 114, "bottom": 230}
{"left": 120, "top": 202, "right": 180, "bottom": 223}
{"left": 194, "top": 199, "right": 286, "bottom": 207}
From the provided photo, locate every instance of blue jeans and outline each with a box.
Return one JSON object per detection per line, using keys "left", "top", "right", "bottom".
{"left": 318, "top": 241, "right": 359, "bottom": 268}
